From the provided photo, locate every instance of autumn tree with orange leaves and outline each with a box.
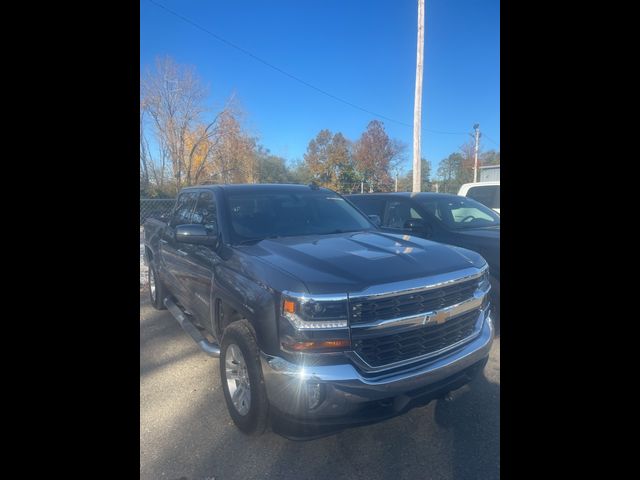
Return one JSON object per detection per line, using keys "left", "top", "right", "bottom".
{"left": 353, "top": 120, "right": 405, "bottom": 192}
{"left": 140, "top": 56, "right": 257, "bottom": 195}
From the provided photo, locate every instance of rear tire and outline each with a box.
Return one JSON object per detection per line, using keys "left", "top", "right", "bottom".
{"left": 148, "top": 263, "right": 166, "bottom": 310}
{"left": 220, "top": 320, "right": 269, "bottom": 435}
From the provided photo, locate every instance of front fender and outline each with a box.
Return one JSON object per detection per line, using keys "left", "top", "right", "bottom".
{"left": 212, "top": 266, "right": 280, "bottom": 355}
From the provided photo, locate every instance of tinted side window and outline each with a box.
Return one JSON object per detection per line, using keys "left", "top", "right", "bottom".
{"left": 384, "top": 200, "right": 422, "bottom": 228}
{"left": 349, "top": 196, "right": 386, "bottom": 217}
{"left": 466, "top": 186, "right": 499, "bottom": 209}
{"left": 192, "top": 191, "right": 218, "bottom": 234}
{"left": 170, "top": 192, "right": 198, "bottom": 227}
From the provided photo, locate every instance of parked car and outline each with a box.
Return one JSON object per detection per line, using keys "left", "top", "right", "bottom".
{"left": 346, "top": 192, "right": 500, "bottom": 302}
{"left": 144, "top": 184, "right": 494, "bottom": 438}
{"left": 458, "top": 181, "right": 500, "bottom": 214}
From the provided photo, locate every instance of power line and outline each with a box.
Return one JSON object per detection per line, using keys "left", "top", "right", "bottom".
{"left": 424, "top": 128, "right": 468, "bottom": 135}
{"left": 148, "top": 1, "right": 476, "bottom": 137}
{"left": 149, "top": 0, "right": 411, "bottom": 127}
{"left": 483, "top": 133, "right": 500, "bottom": 147}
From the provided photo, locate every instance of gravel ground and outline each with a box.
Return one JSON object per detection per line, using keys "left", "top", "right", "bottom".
{"left": 140, "top": 287, "right": 500, "bottom": 480}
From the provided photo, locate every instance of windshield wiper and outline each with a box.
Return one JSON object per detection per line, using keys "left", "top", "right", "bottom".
{"left": 236, "top": 234, "right": 282, "bottom": 246}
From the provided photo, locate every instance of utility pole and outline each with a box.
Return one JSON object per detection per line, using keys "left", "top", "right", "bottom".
{"left": 412, "top": 0, "right": 425, "bottom": 192}
{"left": 395, "top": 171, "right": 399, "bottom": 192}
{"left": 473, "top": 123, "right": 480, "bottom": 183}
{"left": 360, "top": 178, "right": 364, "bottom": 194}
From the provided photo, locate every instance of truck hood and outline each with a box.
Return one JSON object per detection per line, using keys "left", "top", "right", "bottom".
{"left": 238, "top": 231, "right": 484, "bottom": 294}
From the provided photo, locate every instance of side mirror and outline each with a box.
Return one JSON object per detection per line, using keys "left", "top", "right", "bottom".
{"left": 368, "top": 214, "right": 382, "bottom": 227}
{"left": 175, "top": 224, "right": 218, "bottom": 246}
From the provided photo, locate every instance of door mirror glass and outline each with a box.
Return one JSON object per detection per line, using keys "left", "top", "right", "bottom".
{"left": 175, "top": 224, "right": 218, "bottom": 246}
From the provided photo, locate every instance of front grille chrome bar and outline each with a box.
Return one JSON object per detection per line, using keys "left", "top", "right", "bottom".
{"left": 348, "top": 265, "right": 488, "bottom": 301}
{"left": 350, "top": 281, "right": 490, "bottom": 333}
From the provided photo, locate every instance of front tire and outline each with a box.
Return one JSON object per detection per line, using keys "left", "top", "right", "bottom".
{"left": 148, "top": 263, "right": 166, "bottom": 310}
{"left": 220, "top": 320, "right": 269, "bottom": 435}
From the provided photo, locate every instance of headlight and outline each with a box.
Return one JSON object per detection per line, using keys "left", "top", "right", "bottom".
{"left": 281, "top": 294, "right": 348, "bottom": 330}
{"left": 478, "top": 268, "right": 491, "bottom": 291}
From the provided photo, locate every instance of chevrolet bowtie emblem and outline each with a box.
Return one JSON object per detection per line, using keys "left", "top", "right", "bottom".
{"left": 423, "top": 309, "right": 451, "bottom": 326}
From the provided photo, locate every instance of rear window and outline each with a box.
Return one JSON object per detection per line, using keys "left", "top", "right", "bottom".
{"left": 466, "top": 185, "right": 500, "bottom": 209}
{"left": 170, "top": 192, "right": 198, "bottom": 226}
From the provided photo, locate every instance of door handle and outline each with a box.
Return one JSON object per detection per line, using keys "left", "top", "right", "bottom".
{"left": 177, "top": 249, "right": 189, "bottom": 256}
{"left": 159, "top": 239, "right": 168, "bottom": 244}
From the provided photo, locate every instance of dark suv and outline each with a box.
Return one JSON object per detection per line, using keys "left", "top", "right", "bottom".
{"left": 346, "top": 192, "right": 500, "bottom": 301}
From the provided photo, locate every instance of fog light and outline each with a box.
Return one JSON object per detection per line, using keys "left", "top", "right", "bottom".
{"left": 307, "top": 382, "right": 323, "bottom": 410}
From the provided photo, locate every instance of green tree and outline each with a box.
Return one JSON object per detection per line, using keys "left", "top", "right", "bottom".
{"left": 257, "top": 154, "right": 292, "bottom": 183}
{"left": 481, "top": 149, "right": 500, "bottom": 166}
{"left": 397, "top": 158, "right": 431, "bottom": 192}
{"left": 289, "top": 160, "right": 314, "bottom": 184}
{"left": 436, "top": 152, "right": 465, "bottom": 193}
{"left": 328, "top": 133, "right": 359, "bottom": 193}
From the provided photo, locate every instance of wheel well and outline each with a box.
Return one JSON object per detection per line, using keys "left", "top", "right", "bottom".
{"left": 216, "top": 300, "right": 243, "bottom": 337}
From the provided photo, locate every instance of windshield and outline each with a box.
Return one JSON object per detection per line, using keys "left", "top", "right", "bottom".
{"left": 417, "top": 196, "right": 500, "bottom": 229}
{"left": 225, "top": 190, "right": 374, "bottom": 243}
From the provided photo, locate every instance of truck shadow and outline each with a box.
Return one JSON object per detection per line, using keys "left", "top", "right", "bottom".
{"left": 140, "top": 291, "right": 499, "bottom": 480}
{"left": 433, "top": 373, "right": 500, "bottom": 480}
{"left": 258, "top": 371, "right": 500, "bottom": 480}
{"left": 143, "top": 374, "right": 499, "bottom": 480}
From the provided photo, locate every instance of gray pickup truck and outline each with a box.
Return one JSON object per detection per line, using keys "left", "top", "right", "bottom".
{"left": 143, "top": 183, "right": 494, "bottom": 438}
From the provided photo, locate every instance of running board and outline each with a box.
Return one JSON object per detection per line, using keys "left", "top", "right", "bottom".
{"left": 164, "top": 297, "right": 221, "bottom": 358}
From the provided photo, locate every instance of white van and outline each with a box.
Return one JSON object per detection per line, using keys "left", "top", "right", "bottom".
{"left": 458, "top": 181, "right": 500, "bottom": 214}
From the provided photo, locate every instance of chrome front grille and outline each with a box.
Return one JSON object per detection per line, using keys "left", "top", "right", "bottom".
{"left": 348, "top": 267, "right": 490, "bottom": 372}
{"left": 349, "top": 277, "right": 480, "bottom": 325}
{"left": 352, "top": 309, "right": 481, "bottom": 368}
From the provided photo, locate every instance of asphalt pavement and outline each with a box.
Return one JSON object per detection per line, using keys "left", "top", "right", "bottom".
{"left": 140, "top": 289, "right": 500, "bottom": 480}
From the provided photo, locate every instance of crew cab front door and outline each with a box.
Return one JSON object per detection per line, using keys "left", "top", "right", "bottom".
{"left": 180, "top": 190, "right": 221, "bottom": 330}
{"left": 160, "top": 191, "right": 198, "bottom": 308}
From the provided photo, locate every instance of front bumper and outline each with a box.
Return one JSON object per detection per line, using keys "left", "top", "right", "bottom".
{"left": 260, "top": 313, "right": 494, "bottom": 436}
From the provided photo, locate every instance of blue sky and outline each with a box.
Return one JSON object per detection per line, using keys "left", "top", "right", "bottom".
{"left": 140, "top": 0, "right": 499, "bottom": 175}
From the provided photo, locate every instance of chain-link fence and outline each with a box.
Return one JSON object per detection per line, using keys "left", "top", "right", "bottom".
{"left": 140, "top": 198, "right": 175, "bottom": 225}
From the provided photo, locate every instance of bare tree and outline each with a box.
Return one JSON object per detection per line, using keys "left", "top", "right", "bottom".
{"left": 140, "top": 57, "right": 262, "bottom": 193}
{"left": 141, "top": 56, "right": 224, "bottom": 192}
{"left": 207, "top": 108, "right": 257, "bottom": 184}
{"left": 140, "top": 108, "right": 150, "bottom": 192}
{"left": 458, "top": 140, "right": 477, "bottom": 184}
